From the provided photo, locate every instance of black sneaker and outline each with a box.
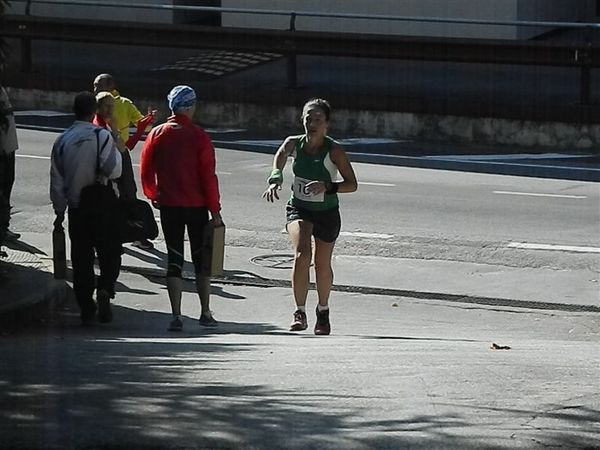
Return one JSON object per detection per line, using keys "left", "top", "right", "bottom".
{"left": 199, "top": 313, "right": 218, "bottom": 327}
{"left": 314, "top": 307, "right": 331, "bottom": 335}
{"left": 97, "top": 290, "right": 113, "bottom": 323}
{"left": 290, "top": 309, "right": 308, "bottom": 331}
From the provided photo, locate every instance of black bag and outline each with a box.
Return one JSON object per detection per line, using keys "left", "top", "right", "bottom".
{"left": 117, "top": 199, "right": 159, "bottom": 243}
{"left": 79, "top": 129, "right": 118, "bottom": 234}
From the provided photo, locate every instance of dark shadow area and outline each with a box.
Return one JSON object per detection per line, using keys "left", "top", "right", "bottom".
{"left": 123, "top": 245, "right": 166, "bottom": 268}
{"left": 2, "top": 308, "right": 597, "bottom": 450}
{"left": 2, "top": 294, "right": 597, "bottom": 449}
{"left": 224, "top": 269, "right": 269, "bottom": 281}
{"left": 116, "top": 268, "right": 247, "bottom": 302}
{"left": 0, "top": 261, "right": 57, "bottom": 331}
{"left": 211, "top": 284, "right": 245, "bottom": 300}
{"left": 113, "top": 277, "right": 158, "bottom": 296}
{"left": 3, "top": 236, "right": 46, "bottom": 255}
{"left": 53, "top": 301, "right": 281, "bottom": 339}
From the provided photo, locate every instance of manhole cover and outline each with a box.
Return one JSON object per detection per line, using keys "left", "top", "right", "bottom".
{"left": 250, "top": 254, "right": 295, "bottom": 270}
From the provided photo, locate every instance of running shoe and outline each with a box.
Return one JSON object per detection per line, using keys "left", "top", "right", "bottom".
{"left": 290, "top": 309, "right": 308, "bottom": 331}
{"left": 168, "top": 317, "right": 183, "bottom": 332}
{"left": 199, "top": 313, "right": 218, "bottom": 327}
{"left": 314, "top": 307, "right": 331, "bottom": 335}
{"left": 97, "top": 290, "right": 113, "bottom": 323}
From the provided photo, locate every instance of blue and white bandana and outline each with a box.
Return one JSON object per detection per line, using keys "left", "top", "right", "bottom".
{"left": 167, "top": 85, "right": 196, "bottom": 111}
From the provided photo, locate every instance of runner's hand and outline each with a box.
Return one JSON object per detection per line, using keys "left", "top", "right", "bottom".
{"left": 305, "top": 180, "right": 327, "bottom": 195}
{"left": 262, "top": 184, "right": 281, "bottom": 202}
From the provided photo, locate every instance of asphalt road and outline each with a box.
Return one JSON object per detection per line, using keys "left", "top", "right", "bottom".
{"left": 12, "top": 128, "right": 600, "bottom": 276}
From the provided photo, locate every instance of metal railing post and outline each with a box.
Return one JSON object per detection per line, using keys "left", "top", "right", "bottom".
{"left": 577, "top": 26, "right": 592, "bottom": 106}
{"left": 21, "top": 0, "right": 33, "bottom": 72}
{"left": 286, "top": 12, "right": 297, "bottom": 88}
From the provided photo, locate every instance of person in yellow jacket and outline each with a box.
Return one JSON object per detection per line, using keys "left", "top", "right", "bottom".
{"left": 93, "top": 73, "right": 156, "bottom": 249}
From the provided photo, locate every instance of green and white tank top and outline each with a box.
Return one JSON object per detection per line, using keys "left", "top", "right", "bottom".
{"left": 290, "top": 135, "right": 339, "bottom": 211}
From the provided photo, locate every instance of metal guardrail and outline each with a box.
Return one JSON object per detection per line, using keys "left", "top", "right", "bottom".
{"left": 9, "top": 0, "right": 600, "bottom": 30}
{"left": 2, "top": 1, "right": 599, "bottom": 110}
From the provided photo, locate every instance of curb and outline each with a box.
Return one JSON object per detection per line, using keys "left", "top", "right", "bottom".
{"left": 0, "top": 253, "right": 73, "bottom": 318}
{"left": 348, "top": 153, "right": 600, "bottom": 182}
{"left": 211, "top": 139, "right": 600, "bottom": 182}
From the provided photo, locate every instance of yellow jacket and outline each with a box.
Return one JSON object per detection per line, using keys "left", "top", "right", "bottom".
{"left": 110, "top": 89, "right": 143, "bottom": 142}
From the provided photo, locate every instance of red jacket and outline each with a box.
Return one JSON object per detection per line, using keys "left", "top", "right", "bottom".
{"left": 140, "top": 115, "right": 221, "bottom": 213}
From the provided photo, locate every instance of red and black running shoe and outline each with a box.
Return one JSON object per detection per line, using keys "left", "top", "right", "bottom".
{"left": 314, "top": 307, "right": 331, "bottom": 335}
{"left": 289, "top": 309, "right": 308, "bottom": 331}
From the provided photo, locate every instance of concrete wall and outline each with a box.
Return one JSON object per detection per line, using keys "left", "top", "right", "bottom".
{"left": 516, "top": 0, "right": 596, "bottom": 39}
{"left": 6, "top": 87, "right": 597, "bottom": 151}
{"left": 7, "top": 0, "right": 174, "bottom": 23}
{"left": 6, "top": 0, "right": 220, "bottom": 24}
{"left": 221, "top": 0, "right": 519, "bottom": 39}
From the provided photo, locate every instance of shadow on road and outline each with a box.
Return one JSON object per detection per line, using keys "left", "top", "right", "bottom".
{"left": 2, "top": 293, "right": 598, "bottom": 449}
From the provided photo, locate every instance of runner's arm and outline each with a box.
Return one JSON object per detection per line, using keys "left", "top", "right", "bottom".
{"left": 330, "top": 145, "right": 358, "bottom": 193}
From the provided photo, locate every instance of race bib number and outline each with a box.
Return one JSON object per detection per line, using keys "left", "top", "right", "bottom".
{"left": 293, "top": 176, "right": 324, "bottom": 203}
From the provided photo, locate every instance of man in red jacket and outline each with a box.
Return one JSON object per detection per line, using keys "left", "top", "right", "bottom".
{"left": 141, "top": 85, "right": 223, "bottom": 331}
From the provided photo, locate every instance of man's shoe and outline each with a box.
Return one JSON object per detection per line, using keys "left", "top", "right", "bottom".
{"left": 168, "top": 317, "right": 183, "bottom": 332}
{"left": 80, "top": 303, "right": 97, "bottom": 326}
{"left": 132, "top": 239, "right": 154, "bottom": 250}
{"left": 97, "top": 290, "right": 113, "bottom": 323}
{"left": 314, "top": 307, "right": 331, "bottom": 335}
{"left": 5, "top": 229, "right": 21, "bottom": 241}
{"left": 290, "top": 309, "right": 308, "bottom": 331}
{"left": 199, "top": 313, "right": 218, "bottom": 327}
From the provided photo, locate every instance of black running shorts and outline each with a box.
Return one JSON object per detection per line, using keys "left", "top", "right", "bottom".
{"left": 285, "top": 203, "right": 341, "bottom": 243}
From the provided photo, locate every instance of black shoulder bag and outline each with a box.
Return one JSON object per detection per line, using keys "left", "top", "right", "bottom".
{"left": 79, "top": 129, "right": 118, "bottom": 237}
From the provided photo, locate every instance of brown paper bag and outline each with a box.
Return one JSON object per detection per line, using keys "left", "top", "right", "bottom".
{"left": 201, "top": 221, "right": 225, "bottom": 276}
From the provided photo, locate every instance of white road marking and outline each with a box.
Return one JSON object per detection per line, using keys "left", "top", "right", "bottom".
{"left": 17, "top": 154, "right": 50, "bottom": 160}
{"left": 205, "top": 128, "right": 247, "bottom": 133}
{"left": 340, "top": 231, "right": 394, "bottom": 239}
{"left": 508, "top": 242, "right": 600, "bottom": 253}
{"left": 427, "top": 153, "right": 592, "bottom": 161}
{"left": 494, "top": 190, "right": 587, "bottom": 199}
{"left": 361, "top": 182, "right": 396, "bottom": 187}
{"left": 337, "top": 138, "right": 407, "bottom": 145}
